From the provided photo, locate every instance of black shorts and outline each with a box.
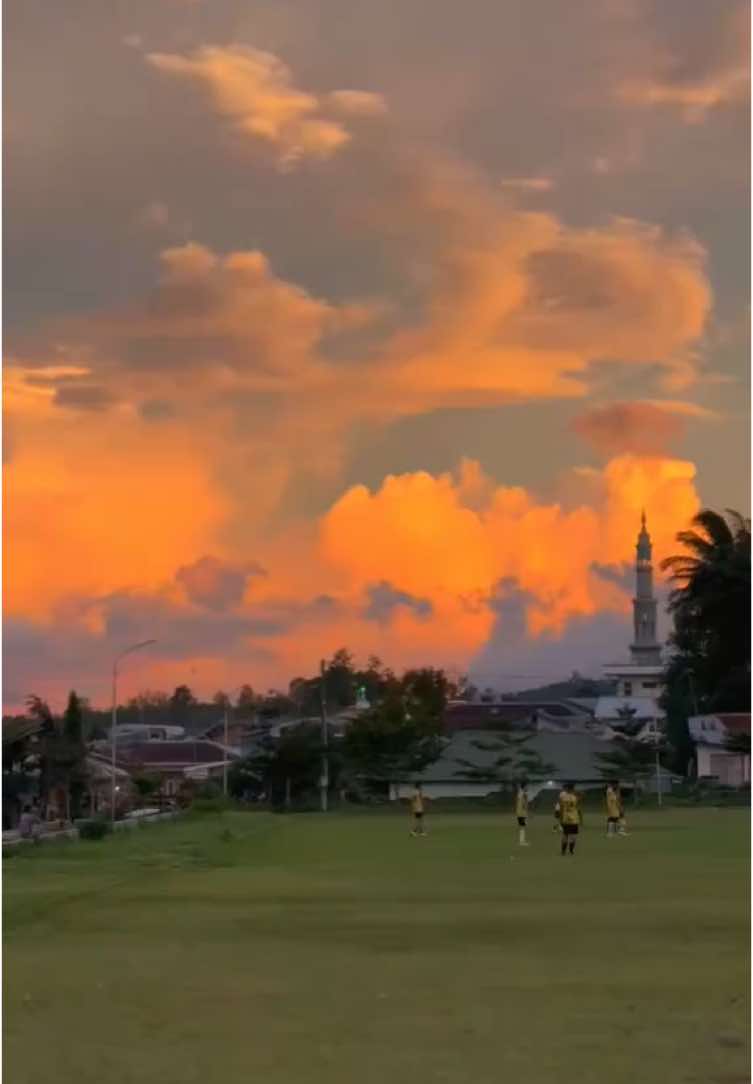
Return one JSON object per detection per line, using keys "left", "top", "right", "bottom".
{"left": 414, "top": 811, "right": 423, "bottom": 819}
{"left": 607, "top": 816, "right": 619, "bottom": 824}
{"left": 562, "top": 823, "right": 579, "bottom": 836}
{"left": 517, "top": 817, "right": 527, "bottom": 827}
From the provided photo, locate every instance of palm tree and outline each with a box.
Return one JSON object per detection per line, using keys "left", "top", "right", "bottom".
{"left": 661, "top": 508, "right": 750, "bottom": 717}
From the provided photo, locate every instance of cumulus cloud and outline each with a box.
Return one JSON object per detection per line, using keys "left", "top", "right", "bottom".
{"left": 571, "top": 399, "right": 716, "bottom": 456}
{"left": 321, "top": 453, "right": 699, "bottom": 644}
{"left": 147, "top": 45, "right": 386, "bottom": 168}
{"left": 175, "top": 554, "right": 266, "bottom": 611}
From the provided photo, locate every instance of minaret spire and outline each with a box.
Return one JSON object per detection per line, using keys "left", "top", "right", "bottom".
{"left": 630, "top": 512, "right": 661, "bottom": 665}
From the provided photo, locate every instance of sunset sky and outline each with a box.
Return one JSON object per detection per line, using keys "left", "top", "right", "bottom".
{"left": 4, "top": 0, "right": 750, "bottom": 711}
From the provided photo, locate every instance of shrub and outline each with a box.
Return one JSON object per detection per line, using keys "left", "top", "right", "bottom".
{"left": 78, "top": 818, "right": 111, "bottom": 841}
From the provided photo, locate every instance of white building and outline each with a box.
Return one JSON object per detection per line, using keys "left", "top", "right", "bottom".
{"left": 688, "top": 714, "right": 750, "bottom": 785}
{"left": 595, "top": 513, "right": 664, "bottom": 729}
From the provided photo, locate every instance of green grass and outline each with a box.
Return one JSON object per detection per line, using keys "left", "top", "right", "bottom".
{"left": 3, "top": 809, "right": 749, "bottom": 1084}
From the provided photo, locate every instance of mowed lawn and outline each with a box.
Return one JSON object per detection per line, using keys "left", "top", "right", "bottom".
{"left": 3, "top": 808, "right": 749, "bottom": 1084}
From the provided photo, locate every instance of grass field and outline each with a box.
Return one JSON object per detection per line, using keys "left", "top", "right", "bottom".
{"left": 3, "top": 808, "right": 749, "bottom": 1084}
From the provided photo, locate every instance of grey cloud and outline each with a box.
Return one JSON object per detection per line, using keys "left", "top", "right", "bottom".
{"left": 53, "top": 384, "right": 118, "bottom": 412}
{"left": 139, "top": 398, "right": 176, "bottom": 421}
{"left": 175, "top": 555, "right": 267, "bottom": 611}
{"left": 364, "top": 581, "right": 432, "bottom": 623}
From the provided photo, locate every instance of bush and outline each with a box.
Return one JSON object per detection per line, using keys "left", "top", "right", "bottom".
{"left": 78, "top": 818, "right": 111, "bottom": 841}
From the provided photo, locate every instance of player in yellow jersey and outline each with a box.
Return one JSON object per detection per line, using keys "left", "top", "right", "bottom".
{"left": 554, "top": 782, "right": 581, "bottom": 856}
{"left": 410, "top": 783, "right": 428, "bottom": 836}
{"left": 515, "top": 780, "right": 530, "bottom": 846}
{"left": 605, "top": 780, "right": 622, "bottom": 837}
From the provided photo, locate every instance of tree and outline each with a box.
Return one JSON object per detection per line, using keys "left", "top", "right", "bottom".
{"left": 26, "top": 695, "right": 59, "bottom": 817}
{"left": 456, "top": 727, "right": 555, "bottom": 787}
{"left": 661, "top": 508, "right": 750, "bottom": 714}
{"left": 234, "top": 724, "right": 334, "bottom": 807}
{"left": 25, "top": 693, "right": 89, "bottom": 820}
{"left": 401, "top": 668, "right": 453, "bottom": 720}
{"left": 169, "top": 685, "right": 197, "bottom": 725}
{"left": 236, "top": 685, "right": 256, "bottom": 712}
{"left": 325, "top": 648, "right": 357, "bottom": 708}
{"left": 341, "top": 691, "right": 443, "bottom": 788}
{"left": 60, "top": 692, "right": 88, "bottom": 819}
{"left": 596, "top": 733, "right": 664, "bottom": 784}
{"left": 126, "top": 690, "right": 169, "bottom": 725}
{"left": 340, "top": 667, "right": 450, "bottom": 789}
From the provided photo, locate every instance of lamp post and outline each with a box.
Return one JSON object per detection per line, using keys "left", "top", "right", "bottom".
{"left": 111, "top": 640, "right": 156, "bottom": 825}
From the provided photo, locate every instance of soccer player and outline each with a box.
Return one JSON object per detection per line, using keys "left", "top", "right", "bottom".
{"left": 515, "top": 780, "right": 530, "bottom": 846}
{"left": 410, "top": 783, "right": 427, "bottom": 836}
{"left": 606, "top": 780, "right": 621, "bottom": 837}
{"left": 554, "top": 782, "right": 581, "bottom": 856}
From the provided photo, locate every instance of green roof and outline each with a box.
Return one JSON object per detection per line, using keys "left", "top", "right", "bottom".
{"left": 399, "top": 729, "right": 615, "bottom": 783}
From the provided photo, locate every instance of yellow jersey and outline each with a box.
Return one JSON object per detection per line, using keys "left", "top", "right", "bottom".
{"left": 411, "top": 792, "right": 424, "bottom": 814}
{"left": 606, "top": 786, "right": 621, "bottom": 819}
{"left": 556, "top": 791, "right": 580, "bottom": 826}
{"left": 515, "top": 789, "right": 528, "bottom": 818}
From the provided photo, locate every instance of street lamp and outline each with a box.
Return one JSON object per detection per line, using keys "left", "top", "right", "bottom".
{"left": 111, "top": 640, "right": 157, "bottom": 825}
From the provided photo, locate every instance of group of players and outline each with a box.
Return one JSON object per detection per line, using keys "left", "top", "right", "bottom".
{"left": 409, "top": 780, "right": 628, "bottom": 855}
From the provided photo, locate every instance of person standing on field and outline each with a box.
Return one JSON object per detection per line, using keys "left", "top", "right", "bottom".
{"left": 515, "top": 780, "right": 530, "bottom": 846}
{"left": 606, "top": 780, "right": 622, "bottom": 837}
{"left": 555, "top": 782, "right": 581, "bottom": 856}
{"left": 410, "top": 783, "right": 428, "bottom": 836}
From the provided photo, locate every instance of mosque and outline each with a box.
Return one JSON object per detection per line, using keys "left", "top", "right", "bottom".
{"left": 594, "top": 512, "right": 664, "bottom": 732}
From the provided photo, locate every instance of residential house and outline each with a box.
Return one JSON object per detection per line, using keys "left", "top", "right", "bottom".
{"left": 688, "top": 714, "right": 751, "bottom": 786}
{"left": 97, "top": 740, "right": 241, "bottom": 797}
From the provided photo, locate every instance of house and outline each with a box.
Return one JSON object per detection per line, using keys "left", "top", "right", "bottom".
{"left": 389, "top": 729, "right": 620, "bottom": 802}
{"left": 443, "top": 701, "right": 591, "bottom": 733}
{"left": 107, "top": 723, "right": 187, "bottom": 744}
{"left": 97, "top": 740, "right": 240, "bottom": 796}
{"left": 688, "top": 714, "right": 751, "bottom": 786}
{"left": 85, "top": 753, "right": 138, "bottom": 816}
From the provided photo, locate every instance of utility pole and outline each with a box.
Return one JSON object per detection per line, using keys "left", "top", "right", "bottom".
{"left": 319, "top": 659, "right": 329, "bottom": 813}
{"left": 223, "top": 700, "right": 230, "bottom": 798}
{"left": 110, "top": 639, "right": 156, "bottom": 826}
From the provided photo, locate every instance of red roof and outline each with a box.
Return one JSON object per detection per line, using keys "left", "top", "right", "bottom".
{"left": 716, "top": 715, "right": 751, "bottom": 736}
{"left": 101, "top": 741, "right": 235, "bottom": 769}
{"left": 444, "top": 704, "right": 535, "bottom": 731}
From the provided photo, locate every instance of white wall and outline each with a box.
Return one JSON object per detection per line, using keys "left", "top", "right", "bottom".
{"left": 389, "top": 782, "right": 499, "bottom": 801}
{"left": 697, "top": 745, "right": 750, "bottom": 786}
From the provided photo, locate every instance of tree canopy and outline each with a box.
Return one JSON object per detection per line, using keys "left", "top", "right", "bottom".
{"left": 660, "top": 508, "right": 750, "bottom": 771}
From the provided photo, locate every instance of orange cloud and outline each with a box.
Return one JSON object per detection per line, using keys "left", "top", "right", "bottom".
{"left": 147, "top": 45, "right": 386, "bottom": 168}
{"left": 318, "top": 453, "right": 701, "bottom": 652}
{"left": 4, "top": 409, "right": 230, "bottom": 620}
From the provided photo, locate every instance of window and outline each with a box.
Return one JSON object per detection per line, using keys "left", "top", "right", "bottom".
{"left": 624, "top": 682, "right": 633, "bottom": 696}
{"left": 643, "top": 682, "right": 656, "bottom": 689}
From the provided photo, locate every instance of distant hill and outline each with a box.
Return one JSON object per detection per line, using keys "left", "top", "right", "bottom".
{"left": 503, "top": 676, "right": 615, "bottom": 702}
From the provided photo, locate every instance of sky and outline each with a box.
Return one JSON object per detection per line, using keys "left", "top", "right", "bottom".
{"left": 4, "top": 0, "right": 750, "bottom": 711}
